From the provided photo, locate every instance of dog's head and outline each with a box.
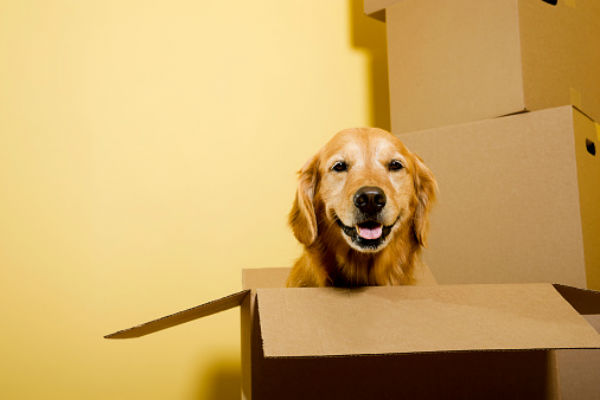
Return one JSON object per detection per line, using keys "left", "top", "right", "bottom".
{"left": 289, "top": 127, "right": 437, "bottom": 254}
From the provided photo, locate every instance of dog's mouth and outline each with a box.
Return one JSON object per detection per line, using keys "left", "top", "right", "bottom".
{"left": 335, "top": 215, "right": 399, "bottom": 252}
{"left": 356, "top": 221, "right": 384, "bottom": 240}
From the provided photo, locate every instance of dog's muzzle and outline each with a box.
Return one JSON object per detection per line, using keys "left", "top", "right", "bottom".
{"left": 353, "top": 186, "right": 387, "bottom": 241}
{"left": 334, "top": 186, "right": 398, "bottom": 251}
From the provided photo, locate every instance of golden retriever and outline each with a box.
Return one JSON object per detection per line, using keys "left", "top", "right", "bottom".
{"left": 286, "top": 127, "right": 437, "bottom": 287}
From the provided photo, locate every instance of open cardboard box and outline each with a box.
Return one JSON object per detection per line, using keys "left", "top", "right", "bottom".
{"left": 106, "top": 267, "right": 600, "bottom": 399}
{"left": 401, "top": 105, "right": 600, "bottom": 291}
{"left": 364, "top": 0, "right": 600, "bottom": 133}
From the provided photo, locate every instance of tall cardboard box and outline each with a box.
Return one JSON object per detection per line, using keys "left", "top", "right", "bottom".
{"left": 401, "top": 106, "right": 600, "bottom": 290}
{"left": 106, "top": 268, "right": 600, "bottom": 399}
{"left": 365, "top": 0, "right": 600, "bottom": 133}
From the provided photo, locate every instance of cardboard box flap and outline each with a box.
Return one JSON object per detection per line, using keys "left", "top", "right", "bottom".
{"left": 104, "top": 289, "right": 249, "bottom": 339}
{"left": 553, "top": 284, "right": 600, "bottom": 315}
{"left": 257, "top": 284, "right": 600, "bottom": 358}
{"left": 242, "top": 267, "right": 290, "bottom": 290}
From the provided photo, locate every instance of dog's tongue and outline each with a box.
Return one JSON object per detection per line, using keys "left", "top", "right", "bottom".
{"left": 357, "top": 225, "right": 383, "bottom": 240}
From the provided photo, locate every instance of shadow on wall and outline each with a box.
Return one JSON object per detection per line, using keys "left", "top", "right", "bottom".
{"left": 348, "top": 0, "right": 390, "bottom": 131}
{"left": 195, "top": 356, "right": 241, "bottom": 400}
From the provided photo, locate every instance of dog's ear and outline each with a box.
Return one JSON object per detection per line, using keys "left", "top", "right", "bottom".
{"left": 411, "top": 154, "right": 438, "bottom": 247}
{"left": 289, "top": 154, "right": 319, "bottom": 246}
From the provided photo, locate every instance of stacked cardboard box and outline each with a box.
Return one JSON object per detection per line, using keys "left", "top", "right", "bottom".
{"left": 364, "top": 0, "right": 600, "bottom": 398}
{"left": 366, "top": 0, "right": 600, "bottom": 134}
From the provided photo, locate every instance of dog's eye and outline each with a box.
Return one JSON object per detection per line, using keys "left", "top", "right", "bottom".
{"left": 332, "top": 161, "right": 347, "bottom": 172}
{"left": 388, "top": 160, "right": 404, "bottom": 171}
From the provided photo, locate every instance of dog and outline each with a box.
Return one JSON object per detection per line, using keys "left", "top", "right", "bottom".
{"left": 286, "top": 127, "right": 437, "bottom": 287}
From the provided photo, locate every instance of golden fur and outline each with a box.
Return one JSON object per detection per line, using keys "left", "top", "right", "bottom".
{"left": 286, "top": 127, "right": 437, "bottom": 287}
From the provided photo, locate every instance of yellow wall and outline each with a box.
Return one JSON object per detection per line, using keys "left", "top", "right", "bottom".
{"left": 0, "top": 0, "right": 387, "bottom": 398}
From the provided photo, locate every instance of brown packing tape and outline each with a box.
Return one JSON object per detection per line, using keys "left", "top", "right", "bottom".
{"left": 596, "top": 122, "right": 600, "bottom": 142}
{"left": 564, "top": 0, "right": 576, "bottom": 8}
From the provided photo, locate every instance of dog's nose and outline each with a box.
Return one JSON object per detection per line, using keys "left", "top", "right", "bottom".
{"left": 353, "top": 186, "right": 386, "bottom": 215}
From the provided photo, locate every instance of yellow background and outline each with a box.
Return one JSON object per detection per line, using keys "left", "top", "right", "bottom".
{"left": 0, "top": 0, "right": 387, "bottom": 398}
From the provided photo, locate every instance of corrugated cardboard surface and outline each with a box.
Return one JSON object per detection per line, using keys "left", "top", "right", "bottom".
{"left": 520, "top": 0, "right": 600, "bottom": 125}
{"left": 105, "top": 267, "right": 290, "bottom": 342}
{"left": 380, "top": 0, "right": 599, "bottom": 133}
{"left": 572, "top": 110, "right": 600, "bottom": 289}
{"left": 401, "top": 106, "right": 595, "bottom": 288}
{"left": 386, "top": 0, "right": 524, "bottom": 133}
{"left": 550, "top": 284, "right": 599, "bottom": 400}
{"left": 257, "top": 284, "right": 600, "bottom": 358}
{"left": 252, "top": 348, "right": 558, "bottom": 400}
{"left": 557, "top": 315, "right": 600, "bottom": 400}
{"left": 240, "top": 268, "right": 290, "bottom": 400}
{"left": 104, "top": 290, "right": 249, "bottom": 338}
{"left": 242, "top": 267, "right": 290, "bottom": 289}
{"left": 103, "top": 267, "right": 600, "bottom": 399}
